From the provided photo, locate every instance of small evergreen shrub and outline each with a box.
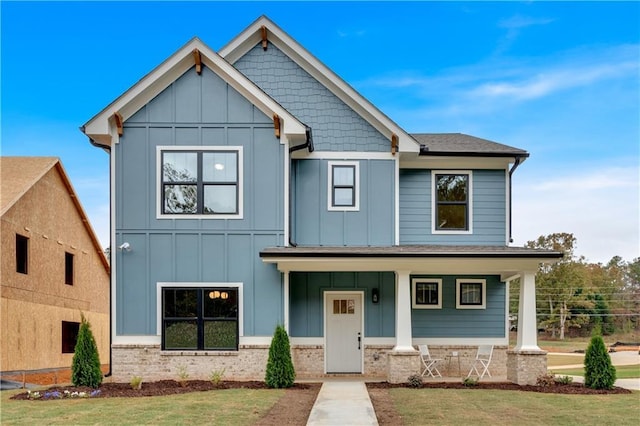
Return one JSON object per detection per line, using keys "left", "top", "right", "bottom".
{"left": 407, "top": 374, "right": 423, "bottom": 388}
{"left": 265, "top": 325, "right": 296, "bottom": 388}
{"left": 462, "top": 377, "right": 479, "bottom": 387}
{"left": 584, "top": 334, "right": 617, "bottom": 390}
{"left": 71, "top": 315, "right": 103, "bottom": 388}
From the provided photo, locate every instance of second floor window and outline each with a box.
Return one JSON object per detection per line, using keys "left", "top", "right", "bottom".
{"left": 160, "top": 148, "right": 241, "bottom": 217}
{"left": 328, "top": 161, "right": 359, "bottom": 211}
{"left": 434, "top": 172, "right": 471, "bottom": 232}
{"left": 65, "top": 252, "right": 74, "bottom": 285}
{"left": 16, "top": 234, "right": 28, "bottom": 274}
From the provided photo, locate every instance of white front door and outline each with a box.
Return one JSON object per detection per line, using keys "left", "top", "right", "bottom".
{"left": 325, "top": 292, "right": 363, "bottom": 373}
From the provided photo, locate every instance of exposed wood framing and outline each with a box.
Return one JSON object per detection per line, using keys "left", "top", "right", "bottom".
{"left": 391, "top": 133, "right": 399, "bottom": 156}
{"left": 273, "top": 114, "right": 281, "bottom": 139}
{"left": 192, "top": 48, "right": 202, "bottom": 74}
{"left": 112, "top": 112, "right": 123, "bottom": 136}
{"left": 261, "top": 25, "right": 268, "bottom": 50}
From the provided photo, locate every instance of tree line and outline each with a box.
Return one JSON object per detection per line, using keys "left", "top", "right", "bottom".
{"left": 510, "top": 233, "right": 639, "bottom": 339}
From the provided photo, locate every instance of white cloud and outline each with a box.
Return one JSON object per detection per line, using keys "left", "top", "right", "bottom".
{"left": 498, "top": 15, "right": 555, "bottom": 30}
{"left": 512, "top": 165, "right": 640, "bottom": 263}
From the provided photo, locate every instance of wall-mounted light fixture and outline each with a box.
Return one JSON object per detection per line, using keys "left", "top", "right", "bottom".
{"left": 372, "top": 288, "right": 379, "bottom": 304}
{"left": 118, "top": 242, "right": 132, "bottom": 252}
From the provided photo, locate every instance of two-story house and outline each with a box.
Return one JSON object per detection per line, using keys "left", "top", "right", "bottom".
{"left": 0, "top": 157, "right": 110, "bottom": 379}
{"left": 83, "top": 16, "right": 561, "bottom": 385}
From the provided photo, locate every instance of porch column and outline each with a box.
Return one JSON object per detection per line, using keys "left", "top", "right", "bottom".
{"left": 514, "top": 271, "right": 540, "bottom": 351}
{"left": 393, "top": 270, "right": 414, "bottom": 352}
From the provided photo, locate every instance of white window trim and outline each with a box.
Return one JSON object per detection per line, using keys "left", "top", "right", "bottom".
{"left": 327, "top": 161, "right": 360, "bottom": 211}
{"left": 455, "top": 279, "right": 486, "bottom": 309}
{"left": 156, "top": 282, "right": 244, "bottom": 342}
{"left": 156, "top": 145, "right": 244, "bottom": 219}
{"left": 412, "top": 278, "right": 442, "bottom": 309}
{"left": 431, "top": 170, "right": 473, "bottom": 235}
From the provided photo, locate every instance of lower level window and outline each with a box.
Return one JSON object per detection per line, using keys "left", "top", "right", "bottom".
{"left": 456, "top": 279, "right": 486, "bottom": 309}
{"left": 162, "top": 287, "right": 238, "bottom": 350}
{"left": 412, "top": 278, "right": 442, "bottom": 309}
{"left": 62, "top": 321, "right": 80, "bottom": 353}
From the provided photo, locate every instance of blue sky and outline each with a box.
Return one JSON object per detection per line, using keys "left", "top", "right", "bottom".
{"left": 2, "top": 1, "right": 638, "bottom": 263}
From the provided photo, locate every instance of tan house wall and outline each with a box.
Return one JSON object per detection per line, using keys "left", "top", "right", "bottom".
{"left": 1, "top": 166, "right": 109, "bottom": 372}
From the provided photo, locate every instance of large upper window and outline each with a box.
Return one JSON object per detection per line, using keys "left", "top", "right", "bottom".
{"left": 159, "top": 147, "right": 242, "bottom": 218}
{"left": 433, "top": 171, "right": 472, "bottom": 233}
{"left": 162, "top": 287, "right": 238, "bottom": 350}
{"left": 412, "top": 278, "right": 442, "bottom": 309}
{"left": 16, "top": 234, "right": 28, "bottom": 274}
{"left": 328, "top": 161, "right": 359, "bottom": 211}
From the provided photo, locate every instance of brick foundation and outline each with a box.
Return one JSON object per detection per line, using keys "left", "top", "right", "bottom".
{"left": 387, "top": 350, "right": 420, "bottom": 383}
{"left": 507, "top": 350, "right": 547, "bottom": 385}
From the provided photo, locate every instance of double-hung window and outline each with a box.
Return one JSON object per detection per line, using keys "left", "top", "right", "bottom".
{"left": 159, "top": 147, "right": 242, "bottom": 218}
{"left": 412, "top": 278, "right": 442, "bottom": 309}
{"left": 162, "top": 287, "right": 239, "bottom": 350}
{"left": 456, "top": 279, "right": 486, "bottom": 309}
{"left": 433, "top": 171, "right": 472, "bottom": 233}
{"left": 328, "top": 161, "right": 359, "bottom": 211}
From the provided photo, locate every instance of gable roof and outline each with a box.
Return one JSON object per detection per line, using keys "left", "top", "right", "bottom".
{"left": 82, "top": 37, "right": 307, "bottom": 148}
{"left": 412, "top": 133, "right": 529, "bottom": 158}
{"left": 220, "top": 15, "right": 420, "bottom": 154}
{"left": 0, "top": 157, "right": 110, "bottom": 271}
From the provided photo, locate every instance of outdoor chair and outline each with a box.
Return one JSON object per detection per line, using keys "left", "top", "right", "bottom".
{"left": 467, "top": 345, "right": 493, "bottom": 379}
{"left": 419, "top": 344, "right": 442, "bottom": 378}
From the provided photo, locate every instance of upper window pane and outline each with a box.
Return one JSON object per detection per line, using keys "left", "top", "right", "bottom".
{"left": 328, "top": 162, "right": 359, "bottom": 211}
{"left": 333, "top": 166, "right": 354, "bottom": 186}
{"left": 164, "top": 289, "right": 198, "bottom": 318}
{"left": 437, "top": 174, "right": 467, "bottom": 202}
{"left": 203, "top": 152, "right": 237, "bottom": 182}
{"left": 203, "top": 289, "right": 238, "bottom": 318}
{"left": 163, "top": 153, "right": 197, "bottom": 182}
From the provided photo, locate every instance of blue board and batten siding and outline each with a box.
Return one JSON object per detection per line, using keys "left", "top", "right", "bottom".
{"left": 399, "top": 169, "right": 507, "bottom": 245}
{"left": 234, "top": 44, "right": 389, "bottom": 152}
{"left": 115, "top": 65, "right": 285, "bottom": 337}
{"left": 293, "top": 159, "right": 395, "bottom": 246}
{"left": 411, "top": 276, "right": 506, "bottom": 338}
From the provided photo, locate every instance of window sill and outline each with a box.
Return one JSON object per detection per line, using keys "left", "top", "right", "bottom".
{"left": 160, "top": 350, "right": 239, "bottom": 357}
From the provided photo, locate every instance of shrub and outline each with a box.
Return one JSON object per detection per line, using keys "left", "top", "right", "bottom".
{"left": 130, "top": 376, "right": 143, "bottom": 390}
{"left": 176, "top": 365, "right": 190, "bottom": 386}
{"left": 210, "top": 368, "right": 226, "bottom": 386}
{"left": 407, "top": 374, "right": 423, "bottom": 388}
{"left": 536, "top": 373, "right": 557, "bottom": 387}
{"left": 71, "top": 315, "right": 102, "bottom": 388}
{"left": 462, "top": 377, "right": 478, "bottom": 387}
{"left": 584, "top": 334, "right": 617, "bottom": 390}
{"left": 555, "top": 375, "right": 573, "bottom": 385}
{"left": 265, "top": 325, "right": 295, "bottom": 388}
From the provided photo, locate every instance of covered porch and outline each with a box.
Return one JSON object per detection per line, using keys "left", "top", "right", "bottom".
{"left": 260, "top": 245, "right": 562, "bottom": 385}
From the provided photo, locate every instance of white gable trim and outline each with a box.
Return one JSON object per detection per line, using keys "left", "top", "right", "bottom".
{"left": 82, "top": 37, "right": 306, "bottom": 147}
{"left": 220, "top": 16, "right": 419, "bottom": 154}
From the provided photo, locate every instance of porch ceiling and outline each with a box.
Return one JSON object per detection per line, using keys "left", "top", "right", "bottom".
{"left": 260, "top": 245, "right": 562, "bottom": 280}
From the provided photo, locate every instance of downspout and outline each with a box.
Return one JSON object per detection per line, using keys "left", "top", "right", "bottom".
{"left": 82, "top": 129, "right": 113, "bottom": 378}
{"left": 288, "top": 126, "right": 314, "bottom": 247}
{"left": 508, "top": 156, "right": 524, "bottom": 243}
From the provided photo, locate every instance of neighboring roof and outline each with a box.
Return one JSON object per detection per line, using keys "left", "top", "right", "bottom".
{"left": 260, "top": 245, "right": 561, "bottom": 259}
{"left": 412, "top": 133, "right": 529, "bottom": 158}
{"left": 0, "top": 157, "right": 110, "bottom": 271}
{"left": 220, "top": 15, "right": 420, "bottom": 153}
{"left": 82, "top": 37, "right": 307, "bottom": 147}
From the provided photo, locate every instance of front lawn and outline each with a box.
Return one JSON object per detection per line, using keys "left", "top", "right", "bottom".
{"left": 552, "top": 364, "right": 640, "bottom": 379}
{"left": 389, "top": 388, "right": 640, "bottom": 426}
{"left": 1, "top": 388, "right": 283, "bottom": 425}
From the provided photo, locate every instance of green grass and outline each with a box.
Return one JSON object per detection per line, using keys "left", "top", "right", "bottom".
{"left": 547, "top": 353, "right": 585, "bottom": 367}
{"left": 390, "top": 388, "right": 640, "bottom": 426}
{"left": 552, "top": 364, "right": 640, "bottom": 379}
{"left": 0, "top": 388, "right": 283, "bottom": 425}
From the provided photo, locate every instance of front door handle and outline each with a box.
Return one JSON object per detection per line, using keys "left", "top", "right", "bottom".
{"left": 357, "top": 332, "right": 361, "bottom": 350}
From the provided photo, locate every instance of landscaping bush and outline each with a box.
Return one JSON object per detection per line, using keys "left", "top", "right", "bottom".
{"left": 407, "top": 374, "right": 423, "bottom": 388}
{"left": 265, "top": 325, "right": 295, "bottom": 388}
{"left": 584, "top": 334, "right": 617, "bottom": 390}
{"left": 71, "top": 315, "right": 102, "bottom": 388}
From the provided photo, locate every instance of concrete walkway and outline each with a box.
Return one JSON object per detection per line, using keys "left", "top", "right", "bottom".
{"left": 306, "top": 381, "right": 378, "bottom": 426}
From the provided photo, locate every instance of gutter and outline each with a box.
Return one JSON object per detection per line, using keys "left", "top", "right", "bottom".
{"left": 287, "top": 126, "right": 314, "bottom": 247}
{"left": 82, "top": 129, "right": 113, "bottom": 378}
{"left": 508, "top": 155, "right": 526, "bottom": 243}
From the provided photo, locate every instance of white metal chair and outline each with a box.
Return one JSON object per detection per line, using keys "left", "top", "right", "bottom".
{"left": 419, "top": 345, "right": 442, "bottom": 378}
{"left": 467, "top": 345, "right": 493, "bottom": 378}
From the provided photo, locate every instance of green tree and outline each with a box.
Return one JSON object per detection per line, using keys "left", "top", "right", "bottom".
{"left": 265, "top": 325, "right": 295, "bottom": 388}
{"left": 71, "top": 315, "right": 103, "bottom": 388}
{"left": 584, "top": 334, "right": 616, "bottom": 390}
{"left": 526, "top": 233, "right": 593, "bottom": 339}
